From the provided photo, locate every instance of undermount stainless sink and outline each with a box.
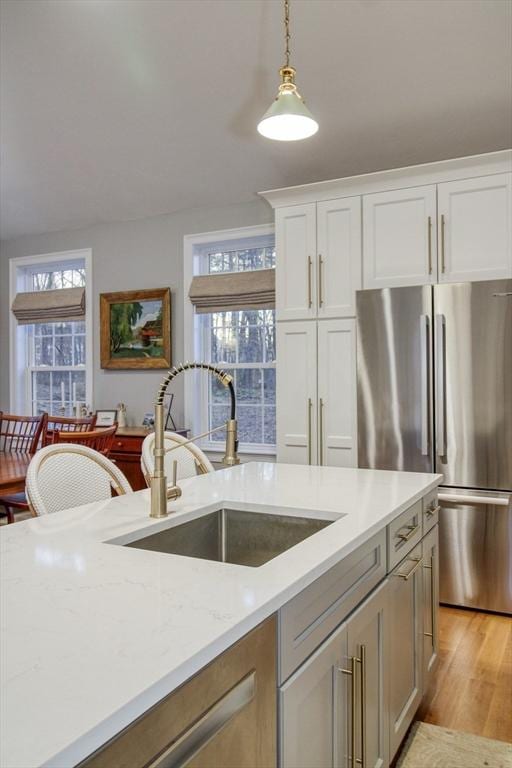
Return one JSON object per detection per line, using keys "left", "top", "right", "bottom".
{"left": 124, "top": 508, "right": 334, "bottom": 567}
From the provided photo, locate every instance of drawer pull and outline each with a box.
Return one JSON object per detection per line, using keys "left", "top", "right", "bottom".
{"left": 148, "top": 672, "right": 255, "bottom": 768}
{"left": 425, "top": 505, "right": 440, "bottom": 518}
{"left": 396, "top": 523, "right": 420, "bottom": 542}
{"left": 395, "top": 556, "right": 423, "bottom": 581}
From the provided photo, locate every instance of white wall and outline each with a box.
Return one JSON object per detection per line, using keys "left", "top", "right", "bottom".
{"left": 0, "top": 199, "right": 272, "bottom": 425}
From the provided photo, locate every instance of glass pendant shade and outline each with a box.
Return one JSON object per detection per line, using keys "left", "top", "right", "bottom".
{"left": 257, "top": 67, "right": 318, "bottom": 141}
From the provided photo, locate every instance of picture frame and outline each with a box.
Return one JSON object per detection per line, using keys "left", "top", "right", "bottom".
{"left": 100, "top": 287, "right": 172, "bottom": 370}
{"left": 95, "top": 409, "right": 118, "bottom": 427}
{"left": 142, "top": 412, "right": 155, "bottom": 428}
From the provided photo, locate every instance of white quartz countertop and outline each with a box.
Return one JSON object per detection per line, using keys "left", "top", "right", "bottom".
{"left": 0, "top": 462, "right": 441, "bottom": 768}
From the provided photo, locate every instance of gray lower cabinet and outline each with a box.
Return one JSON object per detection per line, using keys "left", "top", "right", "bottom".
{"left": 278, "top": 502, "right": 440, "bottom": 768}
{"left": 280, "top": 621, "right": 348, "bottom": 768}
{"left": 280, "top": 582, "right": 388, "bottom": 768}
{"left": 387, "top": 542, "right": 423, "bottom": 759}
{"left": 345, "top": 582, "right": 389, "bottom": 768}
{"left": 422, "top": 525, "right": 439, "bottom": 683}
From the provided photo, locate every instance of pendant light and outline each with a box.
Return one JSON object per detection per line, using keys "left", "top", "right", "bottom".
{"left": 257, "top": 0, "right": 318, "bottom": 141}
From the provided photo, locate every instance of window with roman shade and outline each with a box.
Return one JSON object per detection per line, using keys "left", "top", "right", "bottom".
{"left": 10, "top": 255, "right": 91, "bottom": 417}
{"left": 187, "top": 232, "right": 276, "bottom": 453}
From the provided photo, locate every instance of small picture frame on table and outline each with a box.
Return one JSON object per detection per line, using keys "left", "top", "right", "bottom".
{"left": 95, "top": 409, "right": 118, "bottom": 427}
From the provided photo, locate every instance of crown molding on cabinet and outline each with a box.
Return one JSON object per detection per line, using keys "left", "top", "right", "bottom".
{"left": 259, "top": 149, "right": 512, "bottom": 209}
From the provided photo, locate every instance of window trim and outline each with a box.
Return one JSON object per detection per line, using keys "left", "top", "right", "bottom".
{"left": 9, "top": 249, "right": 93, "bottom": 415}
{"left": 183, "top": 224, "right": 276, "bottom": 456}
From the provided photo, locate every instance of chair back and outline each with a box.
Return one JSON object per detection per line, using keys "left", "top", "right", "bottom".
{"left": 26, "top": 443, "right": 132, "bottom": 516}
{"left": 52, "top": 425, "right": 117, "bottom": 456}
{"left": 0, "top": 412, "right": 47, "bottom": 454}
{"left": 43, "top": 414, "right": 97, "bottom": 446}
{"left": 141, "top": 431, "right": 214, "bottom": 486}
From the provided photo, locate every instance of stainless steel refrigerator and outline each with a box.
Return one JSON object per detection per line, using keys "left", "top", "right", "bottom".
{"left": 356, "top": 279, "right": 512, "bottom": 614}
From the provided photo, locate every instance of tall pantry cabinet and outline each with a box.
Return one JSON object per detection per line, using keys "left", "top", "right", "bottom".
{"left": 275, "top": 197, "right": 361, "bottom": 467}
{"left": 263, "top": 151, "right": 512, "bottom": 467}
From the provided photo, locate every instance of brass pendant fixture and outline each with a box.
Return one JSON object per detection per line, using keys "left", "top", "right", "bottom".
{"left": 257, "top": 0, "right": 318, "bottom": 141}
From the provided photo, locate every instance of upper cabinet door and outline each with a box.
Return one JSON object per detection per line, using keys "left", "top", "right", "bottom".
{"left": 276, "top": 203, "right": 317, "bottom": 321}
{"left": 317, "top": 197, "right": 362, "bottom": 318}
{"left": 363, "top": 185, "right": 437, "bottom": 289}
{"left": 317, "top": 319, "right": 357, "bottom": 468}
{"left": 276, "top": 321, "right": 317, "bottom": 465}
{"left": 437, "top": 173, "right": 512, "bottom": 283}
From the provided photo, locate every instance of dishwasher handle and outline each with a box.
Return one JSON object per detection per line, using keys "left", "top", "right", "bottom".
{"left": 438, "top": 492, "right": 510, "bottom": 507}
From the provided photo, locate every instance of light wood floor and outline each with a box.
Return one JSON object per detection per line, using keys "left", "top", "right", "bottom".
{"left": 417, "top": 605, "right": 512, "bottom": 743}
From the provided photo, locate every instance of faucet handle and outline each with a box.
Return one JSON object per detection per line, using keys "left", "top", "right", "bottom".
{"left": 166, "top": 459, "right": 182, "bottom": 502}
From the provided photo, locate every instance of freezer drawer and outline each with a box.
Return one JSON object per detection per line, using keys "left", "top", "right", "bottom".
{"left": 438, "top": 488, "right": 512, "bottom": 614}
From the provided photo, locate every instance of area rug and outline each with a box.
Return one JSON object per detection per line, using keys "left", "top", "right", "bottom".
{"left": 396, "top": 722, "right": 512, "bottom": 768}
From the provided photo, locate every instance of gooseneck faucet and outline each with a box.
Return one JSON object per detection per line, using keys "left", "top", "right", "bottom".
{"left": 150, "top": 362, "right": 240, "bottom": 519}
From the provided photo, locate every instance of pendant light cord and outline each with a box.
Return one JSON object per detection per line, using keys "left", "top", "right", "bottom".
{"left": 284, "top": 0, "right": 291, "bottom": 68}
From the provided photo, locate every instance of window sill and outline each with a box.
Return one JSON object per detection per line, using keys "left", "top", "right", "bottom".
{"left": 203, "top": 445, "right": 276, "bottom": 465}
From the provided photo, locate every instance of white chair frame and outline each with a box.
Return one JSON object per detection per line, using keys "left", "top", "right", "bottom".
{"left": 26, "top": 443, "right": 133, "bottom": 516}
{"left": 141, "top": 431, "right": 214, "bottom": 487}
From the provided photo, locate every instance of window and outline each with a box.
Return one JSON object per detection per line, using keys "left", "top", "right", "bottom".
{"left": 10, "top": 251, "right": 92, "bottom": 416}
{"left": 185, "top": 228, "right": 276, "bottom": 454}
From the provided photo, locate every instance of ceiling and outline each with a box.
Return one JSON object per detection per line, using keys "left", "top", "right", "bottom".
{"left": 1, "top": 0, "right": 511, "bottom": 240}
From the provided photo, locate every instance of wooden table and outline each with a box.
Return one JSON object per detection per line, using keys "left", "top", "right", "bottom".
{"left": 0, "top": 452, "right": 32, "bottom": 494}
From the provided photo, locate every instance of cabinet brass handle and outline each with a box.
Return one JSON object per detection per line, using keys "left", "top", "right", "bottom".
{"left": 440, "top": 214, "right": 446, "bottom": 273}
{"left": 307, "top": 256, "right": 313, "bottom": 308}
{"left": 359, "top": 644, "right": 366, "bottom": 768}
{"left": 425, "top": 504, "right": 441, "bottom": 518}
{"left": 427, "top": 216, "right": 432, "bottom": 275}
{"left": 319, "top": 397, "right": 324, "bottom": 466}
{"left": 339, "top": 650, "right": 364, "bottom": 768}
{"left": 396, "top": 556, "right": 424, "bottom": 580}
{"left": 350, "top": 655, "right": 358, "bottom": 768}
{"left": 318, "top": 254, "right": 324, "bottom": 308}
{"left": 396, "top": 522, "right": 420, "bottom": 542}
{"left": 428, "top": 552, "right": 436, "bottom": 647}
{"left": 307, "top": 397, "right": 313, "bottom": 465}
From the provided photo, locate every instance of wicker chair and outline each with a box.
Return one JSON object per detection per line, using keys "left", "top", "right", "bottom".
{"left": 141, "top": 431, "right": 214, "bottom": 487}
{"left": 26, "top": 443, "right": 133, "bottom": 516}
{"left": 43, "top": 414, "right": 97, "bottom": 446}
{"left": 52, "top": 425, "right": 117, "bottom": 456}
{"left": 0, "top": 412, "right": 47, "bottom": 523}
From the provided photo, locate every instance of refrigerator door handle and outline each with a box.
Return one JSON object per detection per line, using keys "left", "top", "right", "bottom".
{"left": 420, "top": 314, "right": 430, "bottom": 455}
{"left": 438, "top": 492, "right": 510, "bottom": 507}
{"left": 435, "top": 314, "right": 446, "bottom": 458}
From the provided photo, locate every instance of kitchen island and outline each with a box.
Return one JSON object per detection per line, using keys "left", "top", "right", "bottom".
{"left": 0, "top": 463, "right": 441, "bottom": 768}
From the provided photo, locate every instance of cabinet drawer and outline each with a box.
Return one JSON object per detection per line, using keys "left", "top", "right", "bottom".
{"left": 387, "top": 499, "right": 422, "bottom": 571}
{"left": 112, "top": 436, "right": 144, "bottom": 454}
{"left": 278, "top": 529, "right": 386, "bottom": 683}
{"left": 423, "top": 489, "right": 439, "bottom": 535}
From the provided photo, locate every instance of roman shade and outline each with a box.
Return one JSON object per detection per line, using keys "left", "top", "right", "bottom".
{"left": 189, "top": 268, "right": 275, "bottom": 313}
{"left": 11, "top": 287, "right": 86, "bottom": 325}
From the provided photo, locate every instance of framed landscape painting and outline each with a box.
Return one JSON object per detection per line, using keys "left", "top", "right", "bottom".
{"left": 100, "top": 288, "right": 171, "bottom": 369}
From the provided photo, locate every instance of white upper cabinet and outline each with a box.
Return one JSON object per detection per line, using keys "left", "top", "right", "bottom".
{"left": 437, "top": 173, "right": 512, "bottom": 282}
{"left": 276, "top": 203, "right": 317, "bottom": 321}
{"left": 276, "top": 321, "right": 317, "bottom": 465}
{"left": 317, "top": 197, "right": 362, "bottom": 318}
{"left": 317, "top": 319, "right": 357, "bottom": 468}
{"left": 363, "top": 185, "right": 437, "bottom": 289}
